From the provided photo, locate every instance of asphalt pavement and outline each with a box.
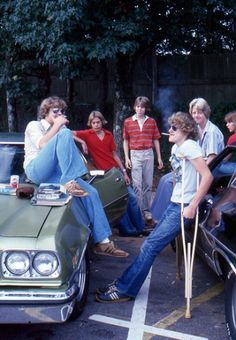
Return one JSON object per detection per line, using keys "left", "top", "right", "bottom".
{"left": 0, "top": 228, "right": 228, "bottom": 340}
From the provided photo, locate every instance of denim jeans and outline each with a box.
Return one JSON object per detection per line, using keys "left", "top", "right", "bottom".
{"left": 151, "top": 172, "right": 173, "bottom": 221}
{"left": 118, "top": 186, "right": 145, "bottom": 235}
{"left": 116, "top": 202, "right": 193, "bottom": 297}
{"left": 212, "top": 161, "right": 236, "bottom": 177}
{"left": 25, "top": 128, "right": 112, "bottom": 244}
{"left": 130, "top": 149, "right": 154, "bottom": 212}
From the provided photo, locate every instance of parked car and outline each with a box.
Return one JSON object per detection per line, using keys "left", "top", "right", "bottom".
{"left": 184, "top": 145, "right": 236, "bottom": 339}
{"left": 0, "top": 132, "right": 128, "bottom": 324}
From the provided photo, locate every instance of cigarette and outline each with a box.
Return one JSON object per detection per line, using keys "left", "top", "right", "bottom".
{"left": 161, "top": 132, "right": 170, "bottom": 136}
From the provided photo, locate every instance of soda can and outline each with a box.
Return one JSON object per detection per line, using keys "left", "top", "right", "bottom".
{"left": 10, "top": 175, "right": 19, "bottom": 188}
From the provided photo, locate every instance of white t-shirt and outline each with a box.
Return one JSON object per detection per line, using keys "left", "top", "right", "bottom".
{"left": 170, "top": 139, "right": 202, "bottom": 204}
{"left": 23, "top": 119, "right": 51, "bottom": 169}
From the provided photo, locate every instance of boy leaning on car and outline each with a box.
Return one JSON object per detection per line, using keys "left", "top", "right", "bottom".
{"left": 23, "top": 96, "right": 128, "bottom": 258}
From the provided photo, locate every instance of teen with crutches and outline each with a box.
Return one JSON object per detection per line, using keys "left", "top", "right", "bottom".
{"left": 95, "top": 112, "right": 213, "bottom": 304}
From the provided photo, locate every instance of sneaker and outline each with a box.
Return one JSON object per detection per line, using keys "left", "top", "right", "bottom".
{"left": 96, "top": 280, "right": 117, "bottom": 294}
{"left": 64, "top": 180, "right": 89, "bottom": 197}
{"left": 95, "top": 285, "right": 131, "bottom": 303}
{"left": 94, "top": 241, "right": 129, "bottom": 258}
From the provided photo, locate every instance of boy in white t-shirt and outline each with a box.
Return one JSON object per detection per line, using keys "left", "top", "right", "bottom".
{"left": 95, "top": 111, "right": 213, "bottom": 303}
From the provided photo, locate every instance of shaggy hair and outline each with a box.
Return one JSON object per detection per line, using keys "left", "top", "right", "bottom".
{"left": 168, "top": 111, "right": 200, "bottom": 141}
{"left": 38, "top": 96, "right": 67, "bottom": 119}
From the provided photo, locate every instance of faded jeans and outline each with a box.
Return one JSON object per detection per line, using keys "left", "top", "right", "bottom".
{"left": 119, "top": 185, "right": 145, "bottom": 235}
{"left": 130, "top": 148, "right": 154, "bottom": 212}
{"left": 116, "top": 202, "right": 193, "bottom": 297}
{"left": 25, "top": 128, "right": 112, "bottom": 244}
{"left": 212, "top": 161, "right": 236, "bottom": 177}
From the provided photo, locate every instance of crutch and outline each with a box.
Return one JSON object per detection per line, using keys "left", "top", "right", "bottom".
{"left": 180, "top": 158, "right": 199, "bottom": 318}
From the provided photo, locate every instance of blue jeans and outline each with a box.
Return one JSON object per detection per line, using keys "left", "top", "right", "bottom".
{"left": 212, "top": 161, "right": 236, "bottom": 177}
{"left": 151, "top": 172, "right": 173, "bottom": 221}
{"left": 118, "top": 186, "right": 145, "bottom": 235}
{"left": 25, "top": 128, "right": 112, "bottom": 244}
{"left": 116, "top": 202, "right": 193, "bottom": 297}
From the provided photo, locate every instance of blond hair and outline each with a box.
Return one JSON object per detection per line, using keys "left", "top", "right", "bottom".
{"left": 189, "top": 98, "right": 211, "bottom": 119}
{"left": 87, "top": 111, "right": 108, "bottom": 127}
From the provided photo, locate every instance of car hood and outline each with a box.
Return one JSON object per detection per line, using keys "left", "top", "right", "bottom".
{"left": 0, "top": 195, "right": 51, "bottom": 237}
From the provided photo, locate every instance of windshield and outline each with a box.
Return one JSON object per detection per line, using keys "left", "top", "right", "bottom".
{"left": 0, "top": 145, "right": 25, "bottom": 183}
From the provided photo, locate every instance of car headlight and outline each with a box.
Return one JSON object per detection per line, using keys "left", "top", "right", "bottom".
{"left": 5, "top": 252, "right": 30, "bottom": 275}
{"left": 33, "top": 252, "right": 58, "bottom": 276}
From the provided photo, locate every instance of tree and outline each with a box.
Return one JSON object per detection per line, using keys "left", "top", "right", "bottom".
{"left": 71, "top": 0, "right": 236, "bottom": 151}
{"left": 0, "top": 0, "right": 87, "bottom": 130}
{"left": 0, "top": 0, "right": 235, "bottom": 136}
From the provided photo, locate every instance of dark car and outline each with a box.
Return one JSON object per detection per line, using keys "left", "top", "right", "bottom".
{"left": 0, "top": 133, "right": 128, "bottom": 324}
{"left": 184, "top": 144, "right": 236, "bottom": 339}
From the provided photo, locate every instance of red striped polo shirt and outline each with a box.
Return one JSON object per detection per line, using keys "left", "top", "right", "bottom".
{"left": 123, "top": 115, "right": 161, "bottom": 150}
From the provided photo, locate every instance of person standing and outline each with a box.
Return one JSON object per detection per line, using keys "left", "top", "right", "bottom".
{"left": 24, "top": 96, "right": 128, "bottom": 258}
{"left": 73, "top": 110, "right": 146, "bottom": 237}
{"left": 189, "top": 97, "right": 224, "bottom": 164}
{"left": 123, "top": 96, "right": 163, "bottom": 223}
{"left": 151, "top": 97, "right": 224, "bottom": 223}
{"left": 95, "top": 112, "right": 213, "bottom": 303}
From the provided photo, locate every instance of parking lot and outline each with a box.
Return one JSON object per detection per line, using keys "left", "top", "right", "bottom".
{"left": 0, "top": 229, "right": 228, "bottom": 340}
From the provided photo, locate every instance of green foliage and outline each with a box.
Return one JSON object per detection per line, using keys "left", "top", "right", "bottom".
{"left": 0, "top": 0, "right": 236, "bottom": 131}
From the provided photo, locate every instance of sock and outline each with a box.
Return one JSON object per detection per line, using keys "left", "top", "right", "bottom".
{"left": 100, "top": 238, "right": 110, "bottom": 244}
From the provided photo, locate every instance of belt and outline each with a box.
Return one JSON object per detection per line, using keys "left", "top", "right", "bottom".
{"left": 130, "top": 148, "right": 152, "bottom": 151}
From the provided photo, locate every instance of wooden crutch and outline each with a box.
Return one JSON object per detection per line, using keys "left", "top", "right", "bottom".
{"left": 180, "top": 158, "right": 199, "bottom": 318}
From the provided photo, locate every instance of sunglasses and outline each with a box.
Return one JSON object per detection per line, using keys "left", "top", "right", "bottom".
{"left": 52, "top": 108, "right": 65, "bottom": 115}
{"left": 170, "top": 125, "right": 178, "bottom": 131}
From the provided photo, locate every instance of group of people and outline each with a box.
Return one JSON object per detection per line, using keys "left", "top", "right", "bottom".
{"left": 23, "top": 94, "right": 236, "bottom": 303}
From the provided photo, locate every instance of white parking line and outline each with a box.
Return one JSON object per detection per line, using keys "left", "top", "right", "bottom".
{"left": 127, "top": 267, "right": 152, "bottom": 339}
{"left": 89, "top": 314, "right": 207, "bottom": 340}
{"left": 90, "top": 266, "right": 208, "bottom": 340}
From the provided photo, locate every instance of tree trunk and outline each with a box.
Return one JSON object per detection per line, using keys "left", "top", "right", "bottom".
{"left": 113, "top": 55, "right": 134, "bottom": 156}
{"left": 66, "top": 78, "right": 74, "bottom": 104}
{"left": 6, "top": 90, "right": 17, "bottom": 132}
{"left": 98, "top": 60, "right": 108, "bottom": 113}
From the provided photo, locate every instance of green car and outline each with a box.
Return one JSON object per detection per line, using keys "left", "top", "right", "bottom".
{"left": 0, "top": 133, "right": 128, "bottom": 323}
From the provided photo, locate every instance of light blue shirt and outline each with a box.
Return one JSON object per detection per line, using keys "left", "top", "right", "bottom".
{"left": 199, "top": 120, "right": 224, "bottom": 160}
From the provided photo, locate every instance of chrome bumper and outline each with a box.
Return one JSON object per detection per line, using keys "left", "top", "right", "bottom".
{"left": 0, "top": 283, "right": 80, "bottom": 323}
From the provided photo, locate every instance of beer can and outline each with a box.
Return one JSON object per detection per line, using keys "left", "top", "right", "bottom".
{"left": 10, "top": 175, "right": 19, "bottom": 188}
